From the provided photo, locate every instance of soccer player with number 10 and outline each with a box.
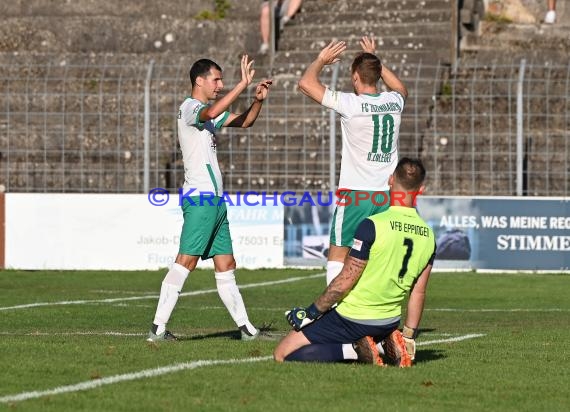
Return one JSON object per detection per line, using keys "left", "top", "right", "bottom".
{"left": 297, "top": 36, "right": 409, "bottom": 286}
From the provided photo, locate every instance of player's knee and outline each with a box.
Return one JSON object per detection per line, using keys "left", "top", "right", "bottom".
{"left": 175, "top": 254, "right": 198, "bottom": 271}
{"left": 214, "top": 256, "right": 236, "bottom": 273}
{"left": 273, "top": 347, "right": 286, "bottom": 362}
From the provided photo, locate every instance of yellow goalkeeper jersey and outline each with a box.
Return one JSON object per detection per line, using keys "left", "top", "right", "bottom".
{"left": 336, "top": 206, "right": 436, "bottom": 320}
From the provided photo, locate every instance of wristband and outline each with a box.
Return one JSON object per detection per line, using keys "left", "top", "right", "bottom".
{"left": 402, "top": 325, "right": 418, "bottom": 339}
{"left": 306, "top": 303, "right": 322, "bottom": 319}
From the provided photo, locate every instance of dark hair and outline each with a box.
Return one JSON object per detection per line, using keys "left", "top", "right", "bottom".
{"left": 393, "top": 157, "right": 426, "bottom": 190}
{"left": 351, "top": 52, "right": 381, "bottom": 86}
{"left": 189, "top": 59, "right": 222, "bottom": 87}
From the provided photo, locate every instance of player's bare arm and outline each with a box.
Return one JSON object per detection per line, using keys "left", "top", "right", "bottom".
{"left": 404, "top": 264, "right": 432, "bottom": 329}
{"left": 226, "top": 79, "right": 273, "bottom": 128}
{"left": 400, "top": 263, "right": 431, "bottom": 361}
{"left": 200, "top": 54, "right": 254, "bottom": 122}
{"left": 380, "top": 65, "right": 408, "bottom": 100}
{"left": 314, "top": 256, "right": 367, "bottom": 311}
{"left": 298, "top": 40, "right": 347, "bottom": 104}
{"left": 359, "top": 35, "right": 408, "bottom": 100}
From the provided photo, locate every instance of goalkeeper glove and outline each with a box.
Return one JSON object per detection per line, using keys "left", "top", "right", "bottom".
{"left": 285, "top": 303, "right": 322, "bottom": 331}
{"left": 402, "top": 325, "right": 418, "bottom": 361}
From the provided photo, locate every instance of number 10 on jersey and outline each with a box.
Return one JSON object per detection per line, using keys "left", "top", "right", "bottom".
{"left": 368, "top": 114, "right": 394, "bottom": 163}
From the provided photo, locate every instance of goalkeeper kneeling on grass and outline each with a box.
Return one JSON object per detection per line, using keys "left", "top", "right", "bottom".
{"left": 274, "top": 158, "right": 435, "bottom": 367}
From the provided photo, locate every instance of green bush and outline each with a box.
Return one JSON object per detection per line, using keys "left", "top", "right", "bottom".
{"left": 195, "top": 0, "right": 231, "bottom": 20}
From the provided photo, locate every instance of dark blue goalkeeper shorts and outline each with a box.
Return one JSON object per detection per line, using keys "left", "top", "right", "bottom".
{"left": 301, "top": 309, "right": 400, "bottom": 344}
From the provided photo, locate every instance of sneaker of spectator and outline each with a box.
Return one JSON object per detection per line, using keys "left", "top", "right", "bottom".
{"left": 279, "top": 15, "right": 290, "bottom": 32}
{"left": 544, "top": 10, "right": 556, "bottom": 24}
{"left": 258, "top": 42, "right": 269, "bottom": 55}
{"left": 544, "top": 0, "right": 557, "bottom": 24}
{"left": 281, "top": 0, "right": 302, "bottom": 30}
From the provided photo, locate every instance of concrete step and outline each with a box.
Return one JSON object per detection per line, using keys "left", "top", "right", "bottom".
{"left": 284, "top": 21, "right": 451, "bottom": 38}
{"left": 0, "top": 16, "right": 255, "bottom": 54}
{"left": 0, "top": 0, "right": 260, "bottom": 19}
{"left": 294, "top": 9, "right": 452, "bottom": 25}
{"left": 300, "top": 0, "right": 452, "bottom": 13}
{"left": 460, "top": 20, "right": 570, "bottom": 62}
{"left": 273, "top": 48, "right": 451, "bottom": 66}
{"left": 280, "top": 33, "right": 452, "bottom": 53}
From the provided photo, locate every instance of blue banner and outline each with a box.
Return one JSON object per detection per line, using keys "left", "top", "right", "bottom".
{"left": 417, "top": 197, "right": 570, "bottom": 271}
{"left": 283, "top": 196, "right": 569, "bottom": 271}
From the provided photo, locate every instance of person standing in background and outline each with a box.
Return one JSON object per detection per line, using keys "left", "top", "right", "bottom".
{"left": 259, "top": 0, "right": 303, "bottom": 54}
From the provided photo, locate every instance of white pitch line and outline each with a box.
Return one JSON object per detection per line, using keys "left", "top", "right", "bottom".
{"left": 89, "top": 290, "right": 157, "bottom": 295}
{"left": 0, "top": 331, "right": 146, "bottom": 337}
{"left": 0, "top": 330, "right": 280, "bottom": 340}
{"left": 52, "top": 301, "right": 570, "bottom": 314}
{"left": 0, "top": 356, "right": 273, "bottom": 404}
{"left": 416, "top": 333, "right": 486, "bottom": 346}
{"left": 427, "top": 308, "right": 569, "bottom": 312}
{"left": 0, "top": 273, "right": 325, "bottom": 311}
{"left": 0, "top": 333, "right": 484, "bottom": 404}
{"left": 0, "top": 330, "right": 474, "bottom": 340}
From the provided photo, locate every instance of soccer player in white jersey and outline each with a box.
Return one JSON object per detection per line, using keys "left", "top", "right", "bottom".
{"left": 298, "top": 36, "right": 408, "bottom": 285}
{"left": 147, "top": 55, "right": 272, "bottom": 342}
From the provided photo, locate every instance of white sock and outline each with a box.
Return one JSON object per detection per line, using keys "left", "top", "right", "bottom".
{"left": 376, "top": 341, "right": 386, "bottom": 355}
{"left": 342, "top": 343, "right": 358, "bottom": 360}
{"left": 326, "top": 260, "right": 344, "bottom": 285}
{"left": 343, "top": 341, "right": 385, "bottom": 360}
{"left": 152, "top": 263, "right": 190, "bottom": 334}
{"left": 215, "top": 270, "right": 257, "bottom": 334}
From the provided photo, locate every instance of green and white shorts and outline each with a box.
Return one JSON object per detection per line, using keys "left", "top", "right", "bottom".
{"left": 179, "top": 196, "right": 233, "bottom": 259}
{"left": 330, "top": 190, "right": 390, "bottom": 247}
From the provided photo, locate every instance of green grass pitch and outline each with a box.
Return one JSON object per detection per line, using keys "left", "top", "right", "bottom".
{"left": 0, "top": 268, "right": 568, "bottom": 411}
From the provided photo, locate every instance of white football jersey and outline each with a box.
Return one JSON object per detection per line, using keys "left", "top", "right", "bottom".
{"left": 321, "top": 88, "right": 405, "bottom": 191}
{"left": 178, "top": 97, "right": 230, "bottom": 196}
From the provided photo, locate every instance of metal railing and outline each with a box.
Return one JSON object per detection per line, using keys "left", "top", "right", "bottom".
{"left": 0, "top": 57, "right": 568, "bottom": 196}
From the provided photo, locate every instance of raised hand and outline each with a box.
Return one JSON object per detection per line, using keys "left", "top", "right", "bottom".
{"left": 317, "top": 40, "right": 347, "bottom": 66}
{"left": 255, "top": 79, "right": 273, "bottom": 102}
{"left": 240, "top": 54, "right": 255, "bottom": 87}
{"left": 360, "top": 36, "right": 376, "bottom": 54}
